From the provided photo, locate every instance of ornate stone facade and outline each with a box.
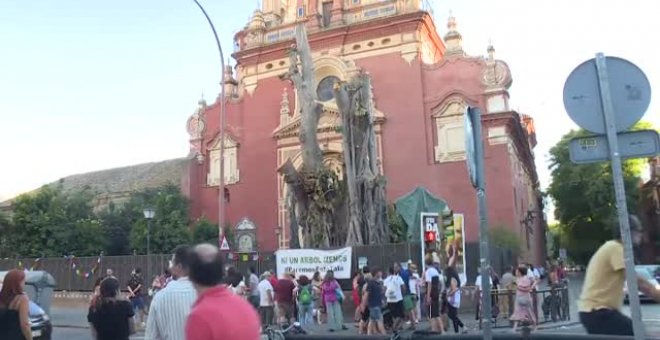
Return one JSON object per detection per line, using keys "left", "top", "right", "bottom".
{"left": 184, "top": 0, "right": 545, "bottom": 267}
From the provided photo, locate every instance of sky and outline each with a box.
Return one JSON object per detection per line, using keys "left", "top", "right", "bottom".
{"left": 1, "top": 0, "right": 658, "bottom": 209}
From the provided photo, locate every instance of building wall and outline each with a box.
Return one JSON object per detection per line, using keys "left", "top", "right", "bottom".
{"left": 185, "top": 5, "right": 545, "bottom": 267}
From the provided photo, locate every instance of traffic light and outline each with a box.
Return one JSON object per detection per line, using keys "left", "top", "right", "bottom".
{"left": 424, "top": 230, "right": 437, "bottom": 242}
{"left": 441, "top": 206, "right": 454, "bottom": 239}
{"left": 424, "top": 230, "right": 437, "bottom": 251}
{"left": 421, "top": 212, "right": 440, "bottom": 255}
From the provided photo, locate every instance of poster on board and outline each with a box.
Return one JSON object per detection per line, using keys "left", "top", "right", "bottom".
{"left": 275, "top": 247, "right": 353, "bottom": 279}
{"left": 452, "top": 213, "right": 467, "bottom": 285}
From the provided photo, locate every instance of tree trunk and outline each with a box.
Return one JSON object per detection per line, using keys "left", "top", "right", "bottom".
{"left": 278, "top": 25, "right": 336, "bottom": 248}
{"left": 279, "top": 25, "right": 388, "bottom": 248}
{"left": 335, "top": 73, "right": 388, "bottom": 246}
{"left": 283, "top": 25, "right": 323, "bottom": 174}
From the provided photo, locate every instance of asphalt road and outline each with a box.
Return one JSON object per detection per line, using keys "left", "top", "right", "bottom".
{"left": 52, "top": 327, "right": 144, "bottom": 340}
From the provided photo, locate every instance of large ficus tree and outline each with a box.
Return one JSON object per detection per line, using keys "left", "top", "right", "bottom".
{"left": 278, "top": 24, "right": 388, "bottom": 248}
{"left": 547, "top": 122, "right": 652, "bottom": 263}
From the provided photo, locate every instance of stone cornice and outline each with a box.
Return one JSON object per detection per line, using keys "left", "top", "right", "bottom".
{"left": 273, "top": 102, "right": 385, "bottom": 140}
{"left": 482, "top": 111, "right": 539, "bottom": 186}
{"left": 233, "top": 11, "right": 430, "bottom": 66}
{"left": 421, "top": 54, "right": 485, "bottom": 71}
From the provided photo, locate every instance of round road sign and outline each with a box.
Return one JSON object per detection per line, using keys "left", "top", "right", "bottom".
{"left": 563, "top": 56, "right": 651, "bottom": 134}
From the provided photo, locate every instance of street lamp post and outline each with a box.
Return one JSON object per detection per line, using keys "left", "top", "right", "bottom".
{"left": 143, "top": 207, "right": 155, "bottom": 286}
{"left": 191, "top": 0, "right": 227, "bottom": 243}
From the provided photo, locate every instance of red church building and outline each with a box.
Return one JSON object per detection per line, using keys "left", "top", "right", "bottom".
{"left": 183, "top": 0, "right": 546, "bottom": 269}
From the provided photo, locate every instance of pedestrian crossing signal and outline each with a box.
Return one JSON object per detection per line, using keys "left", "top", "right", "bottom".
{"left": 424, "top": 230, "right": 436, "bottom": 242}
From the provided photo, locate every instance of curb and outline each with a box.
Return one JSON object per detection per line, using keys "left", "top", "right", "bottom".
{"left": 53, "top": 324, "right": 90, "bottom": 329}
{"left": 537, "top": 321, "right": 581, "bottom": 330}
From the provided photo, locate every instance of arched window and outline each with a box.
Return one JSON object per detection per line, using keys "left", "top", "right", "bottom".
{"left": 207, "top": 135, "right": 240, "bottom": 186}
{"left": 433, "top": 98, "right": 467, "bottom": 163}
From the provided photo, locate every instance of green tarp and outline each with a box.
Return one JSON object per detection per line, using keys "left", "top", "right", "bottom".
{"left": 394, "top": 186, "right": 447, "bottom": 241}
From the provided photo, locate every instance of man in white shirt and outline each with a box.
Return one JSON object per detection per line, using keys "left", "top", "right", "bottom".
{"left": 475, "top": 270, "right": 494, "bottom": 323}
{"left": 257, "top": 272, "right": 275, "bottom": 328}
{"left": 526, "top": 263, "right": 540, "bottom": 283}
{"left": 384, "top": 267, "right": 405, "bottom": 332}
{"left": 248, "top": 267, "right": 260, "bottom": 308}
{"left": 145, "top": 245, "right": 197, "bottom": 340}
{"left": 475, "top": 273, "right": 493, "bottom": 291}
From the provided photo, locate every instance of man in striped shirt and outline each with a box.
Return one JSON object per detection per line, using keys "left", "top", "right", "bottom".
{"left": 145, "top": 245, "right": 197, "bottom": 340}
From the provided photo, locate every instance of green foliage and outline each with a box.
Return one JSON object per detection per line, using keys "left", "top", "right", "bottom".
{"left": 128, "top": 184, "right": 191, "bottom": 254}
{"left": 191, "top": 217, "right": 231, "bottom": 246}
{"left": 488, "top": 225, "right": 521, "bottom": 253}
{"left": 4, "top": 183, "right": 196, "bottom": 257}
{"left": 69, "top": 218, "right": 106, "bottom": 256}
{"left": 547, "top": 122, "right": 653, "bottom": 264}
{"left": 8, "top": 186, "right": 101, "bottom": 257}
{"left": 0, "top": 212, "right": 10, "bottom": 258}
{"left": 97, "top": 202, "right": 133, "bottom": 256}
{"left": 304, "top": 168, "right": 344, "bottom": 246}
{"left": 546, "top": 222, "right": 562, "bottom": 259}
{"left": 223, "top": 223, "right": 235, "bottom": 248}
{"left": 388, "top": 204, "right": 407, "bottom": 243}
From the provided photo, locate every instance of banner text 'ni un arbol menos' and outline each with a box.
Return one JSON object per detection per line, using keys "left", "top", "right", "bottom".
{"left": 275, "top": 247, "right": 353, "bottom": 279}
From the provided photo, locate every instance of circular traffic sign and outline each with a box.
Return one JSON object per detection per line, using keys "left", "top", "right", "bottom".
{"left": 563, "top": 56, "right": 651, "bottom": 134}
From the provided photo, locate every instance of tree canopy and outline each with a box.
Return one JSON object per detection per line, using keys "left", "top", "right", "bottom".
{"left": 127, "top": 184, "right": 191, "bottom": 255}
{"left": 3, "top": 184, "right": 209, "bottom": 257}
{"left": 547, "top": 122, "right": 652, "bottom": 264}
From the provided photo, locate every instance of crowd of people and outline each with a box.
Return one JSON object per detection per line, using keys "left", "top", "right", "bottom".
{"left": 3, "top": 217, "right": 659, "bottom": 339}
{"left": 344, "top": 244, "right": 469, "bottom": 336}
{"left": 0, "top": 244, "right": 570, "bottom": 340}
{"left": 86, "top": 243, "right": 260, "bottom": 340}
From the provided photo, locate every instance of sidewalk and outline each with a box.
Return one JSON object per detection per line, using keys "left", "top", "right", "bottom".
{"left": 288, "top": 311, "right": 579, "bottom": 336}
{"left": 51, "top": 306, "right": 579, "bottom": 334}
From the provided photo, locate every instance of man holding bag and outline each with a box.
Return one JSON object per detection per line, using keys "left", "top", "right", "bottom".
{"left": 384, "top": 266, "right": 405, "bottom": 333}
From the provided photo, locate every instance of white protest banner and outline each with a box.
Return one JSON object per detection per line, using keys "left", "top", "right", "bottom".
{"left": 275, "top": 247, "right": 352, "bottom": 279}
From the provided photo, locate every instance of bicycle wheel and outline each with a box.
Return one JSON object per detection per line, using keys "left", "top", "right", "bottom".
{"left": 266, "top": 329, "right": 286, "bottom": 340}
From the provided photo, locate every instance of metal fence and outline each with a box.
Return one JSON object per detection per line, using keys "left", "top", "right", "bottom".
{"left": 0, "top": 242, "right": 527, "bottom": 293}
{"left": 478, "top": 284, "right": 571, "bottom": 329}
{"left": 0, "top": 243, "right": 425, "bottom": 291}
{"left": 0, "top": 254, "right": 173, "bottom": 291}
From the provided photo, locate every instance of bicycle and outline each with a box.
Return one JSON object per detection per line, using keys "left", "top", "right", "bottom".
{"left": 263, "top": 322, "right": 306, "bottom": 340}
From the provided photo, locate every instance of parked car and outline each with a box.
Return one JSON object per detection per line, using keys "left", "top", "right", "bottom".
{"left": 0, "top": 271, "right": 56, "bottom": 340}
{"left": 624, "top": 265, "right": 660, "bottom": 303}
{"left": 28, "top": 300, "right": 52, "bottom": 339}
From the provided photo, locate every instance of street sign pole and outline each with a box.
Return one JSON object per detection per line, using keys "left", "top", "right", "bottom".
{"left": 595, "top": 53, "right": 645, "bottom": 339}
{"left": 467, "top": 107, "right": 492, "bottom": 339}
{"left": 420, "top": 212, "right": 426, "bottom": 268}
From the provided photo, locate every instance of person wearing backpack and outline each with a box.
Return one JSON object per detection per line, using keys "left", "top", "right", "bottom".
{"left": 296, "top": 275, "right": 314, "bottom": 326}
{"left": 383, "top": 266, "right": 405, "bottom": 333}
{"left": 321, "top": 270, "right": 347, "bottom": 332}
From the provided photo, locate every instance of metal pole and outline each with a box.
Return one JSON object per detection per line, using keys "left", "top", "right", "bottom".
{"left": 147, "top": 219, "right": 151, "bottom": 287}
{"left": 473, "top": 107, "right": 492, "bottom": 339}
{"left": 594, "top": 53, "right": 645, "bottom": 339}
{"left": 191, "top": 0, "right": 227, "bottom": 242}
{"left": 420, "top": 212, "right": 425, "bottom": 271}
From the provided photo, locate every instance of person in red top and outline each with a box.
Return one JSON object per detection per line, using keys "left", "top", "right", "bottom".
{"left": 269, "top": 272, "right": 279, "bottom": 293}
{"left": 274, "top": 273, "right": 296, "bottom": 325}
{"left": 185, "top": 243, "right": 260, "bottom": 340}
